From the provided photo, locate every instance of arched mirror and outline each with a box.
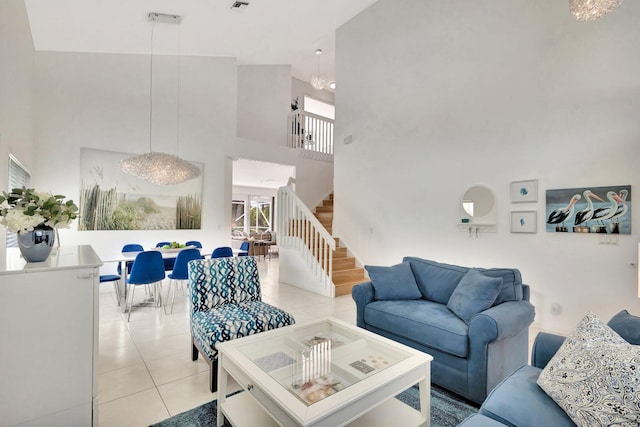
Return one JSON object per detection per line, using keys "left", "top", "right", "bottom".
{"left": 460, "top": 185, "right": 497, "bottom": 225}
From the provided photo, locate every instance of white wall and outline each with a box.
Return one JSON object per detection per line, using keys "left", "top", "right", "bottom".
{"left": 32, "top": 51, "right": 238, "bottom": 258}
{"left": 234, "top": 70, "right": 335, "bottom": 209}
{"left": 233, "top": 186, "right": 278, "bottom": 198}
{"left": 292, "top": 77, "right": 335, "bottom": 110}
{"left": 335, "top": 0, "right": 640, "bottom": 333}
{"left": 0, "top": 0, "right": 35, "bottom": 259}
{"left": 1, "top": 1, "right": 329, "bottom": 284}
{"left": 231, "top": 137, "right": 333, "bottom": 210}
{"left": 237, "top": 65, "right": 291, "bottom": 145}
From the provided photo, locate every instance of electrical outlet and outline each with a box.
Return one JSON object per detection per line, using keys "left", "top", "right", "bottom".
{"left": 551, "top": 303, "right": 562, "bottom": 315}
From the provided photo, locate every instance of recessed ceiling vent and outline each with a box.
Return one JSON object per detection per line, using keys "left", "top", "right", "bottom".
{"left": 230, "top": 1, "right": 250, "bottom": 12}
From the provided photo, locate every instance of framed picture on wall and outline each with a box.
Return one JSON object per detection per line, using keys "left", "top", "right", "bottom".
{"left": 545, "top": 185, "right": 631, "bottom": 234}
{"left": 510, "top": 180, "right": 538, "bottom": 203}
{"left": 511, "top": 211, "right": 537, "bottom": 233}
{"left": 79, "top": 148, "right": 203, "bottom": 230}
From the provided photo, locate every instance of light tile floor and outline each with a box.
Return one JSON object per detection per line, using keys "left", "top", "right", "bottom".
{"left": 97, "top": 257, "right": 356, "bottom": 426}
{"left": 98, "top": 257, "right": 542, "bottom": 426}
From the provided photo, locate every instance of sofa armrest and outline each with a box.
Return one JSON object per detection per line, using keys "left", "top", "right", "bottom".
{"left": 522, "top": 284, "right": 531, "bottom": 301}
{"left": 531, "top": 332, "right": 566, "bottom": 369}
{"left": 469, "top": 300, "right": 536, "bottom": 343}
{"left": 466, "top": 300, "right": 535, "bottom": 403}
{"left": 351, "top": 281, "right": 375, "bottom": 328}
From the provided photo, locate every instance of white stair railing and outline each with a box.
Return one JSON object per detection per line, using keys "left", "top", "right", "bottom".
{"left": 277, "top": 184, "right": 335, "bottom": 293}
{"left": 287, "top": 111, "right": 334, "bottom": 156}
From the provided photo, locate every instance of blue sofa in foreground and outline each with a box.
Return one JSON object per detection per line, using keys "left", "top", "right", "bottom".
{"left": 352, "top": 257, "right": 535, "bottom": 404}
{"left": 458, "top": 309, "right": 640, "bottom": 426}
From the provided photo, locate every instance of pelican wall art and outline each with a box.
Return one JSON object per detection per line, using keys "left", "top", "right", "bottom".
{"left": 545, "top": 185, "right": 631, "bottom": 234}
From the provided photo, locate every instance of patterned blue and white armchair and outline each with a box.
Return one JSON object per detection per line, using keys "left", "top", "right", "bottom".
{"left": 188, "top": 256, "right": 295, "bottom": 392}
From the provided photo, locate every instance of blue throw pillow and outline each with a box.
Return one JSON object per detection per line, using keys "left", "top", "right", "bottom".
{"left": 447, "top": 269, "right": 503, "bottom": 323}
{"left": 365, "top": 262, "right": 422, "bottom": 301}
{"left": 607, "top": 309, "right": 640, "bottom": 345}
{"left": 403, "top": 257, "right": 467, "bottom": 304}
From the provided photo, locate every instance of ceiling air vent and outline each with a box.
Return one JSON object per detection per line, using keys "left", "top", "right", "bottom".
{"left": 230, "top": 1, "right": 250, "bottom": 11}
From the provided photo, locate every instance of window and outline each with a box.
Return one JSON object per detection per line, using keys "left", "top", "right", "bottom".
{"left": 303, "top": 96, "right": 335, "bottom": 120}
{"left": 6, "top": 155, "right": 31, "bottom": 248}
{"left": 249, "top": 196, "right": 272, "bottom": 234}
{"left": 301, "top": 96, "right": 335, "bottom": 154}
{"left": 231, "top": 195, "right": 274, "bottom": 236}
{"left": 231, "top": 199, "right": 246, "bottom": 236}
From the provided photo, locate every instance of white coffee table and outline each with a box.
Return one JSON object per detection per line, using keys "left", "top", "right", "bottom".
{"left": 216, "top": 317, "right": 433, "bottom": 426}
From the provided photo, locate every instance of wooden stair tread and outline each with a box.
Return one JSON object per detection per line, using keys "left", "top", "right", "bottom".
{"left": 295, "top": 192, "right": 369, "bottom": 298}
{"left": 315, "top": 206, "right": 334, "bottom": 213}
{"left": 333, "top": 257, "right": 356, "bottom": 270}
{"left": 333, "top": 269, "right": 366, "bottom": 284}
{"left": 334, "top": 280, "right": 367, "bottom": 297}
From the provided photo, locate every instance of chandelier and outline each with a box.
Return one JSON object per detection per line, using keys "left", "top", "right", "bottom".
{"left": 120, "top": 152, "right": 200, "bottom": 186}
{"left": 310, "top": 49, "right": 326, "bottom": 91}
{"left": 569, "top": 0, "right": 623, "bottom": 21}
{"left": 120, "top": 12, "right": 201, "bottom": 186}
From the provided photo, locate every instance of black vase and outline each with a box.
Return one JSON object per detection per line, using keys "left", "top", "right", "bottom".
{"left": 17, "top": 224, "right": 55, "bottom": 262}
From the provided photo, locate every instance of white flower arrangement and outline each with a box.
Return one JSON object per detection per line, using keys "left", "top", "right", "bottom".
{"left": 0, "top": 187, "right": 79, "bottom": 234}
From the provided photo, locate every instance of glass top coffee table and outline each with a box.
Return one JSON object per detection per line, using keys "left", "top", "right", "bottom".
{"left": 216, "top": 317, "right": 433, "bottom": 426}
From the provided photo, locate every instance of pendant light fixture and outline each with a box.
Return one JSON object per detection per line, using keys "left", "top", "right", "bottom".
{"left": 569, "top": 0, "right": 623, "bottom": 21}
{"left": 120, "top": 12, "right": 201, "bottom": 186}
{"left": 310, "top": 49, "right": 326, "bottom": 91}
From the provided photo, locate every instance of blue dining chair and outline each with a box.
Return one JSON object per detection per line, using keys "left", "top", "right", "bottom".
{"left": 211, "top": 246, "right": 233, "bottom": 258}
{"left": 185, "top": 240, "right": 203, "bottom": 248}
{"left": 118, "top": 243, "right": 144, "bottom": 275}
{"left": 100, "top": 273, "right": 122, "bottom": 306}
{"left": 155, "top": 242, "right": 176, "bottom": 271}
{"left": 123, "top": 243, "right": 144, "bottom": 252}
{"left": 165, "top": 248, "right": 202, "bottom": 314}
{"left": 238, "top": 241, "right": 249, "bottom": 256}
{"left": 125, "top": 250, "right": 166, "bottom": 321}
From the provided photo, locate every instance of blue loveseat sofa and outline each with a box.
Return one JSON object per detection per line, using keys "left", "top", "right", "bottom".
{"left": 458, "top": 309, "right": 640, "bottom": 426}
{"left": 352, "top": 257, "right": 536, "bottom": 404}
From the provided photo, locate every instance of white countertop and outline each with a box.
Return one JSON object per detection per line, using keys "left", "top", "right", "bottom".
{"left": 1, "top": 245, "right": 103, "bottom": 274}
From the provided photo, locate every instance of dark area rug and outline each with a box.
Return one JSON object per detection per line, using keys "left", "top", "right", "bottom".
{"left": 151, "top": 384, "right": 478, "bottom": 427}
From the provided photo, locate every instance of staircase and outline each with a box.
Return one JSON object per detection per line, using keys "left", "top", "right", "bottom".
{"left": 313, "top": 194, "right": 367, "bottom": 296}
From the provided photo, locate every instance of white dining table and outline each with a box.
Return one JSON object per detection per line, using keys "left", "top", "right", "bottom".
{"left": 99, "top": 247, "right": 242, "bottom": 310}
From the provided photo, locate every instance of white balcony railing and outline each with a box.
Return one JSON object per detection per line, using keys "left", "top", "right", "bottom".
{"left": 287, "top": 111, "right": 334, "bottom": 156}
{"left": 277, "top": 184, "right": 335, "bottom": 294}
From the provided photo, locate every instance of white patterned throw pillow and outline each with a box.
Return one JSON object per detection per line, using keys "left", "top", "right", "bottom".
{"left": 537, "top": 312, "right": 640, "bottom": 427}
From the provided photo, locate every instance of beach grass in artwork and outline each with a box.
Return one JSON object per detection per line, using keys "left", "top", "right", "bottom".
{"left": 177, "top": 194, "right": 201, "bottom": 229}
{"left": 79, "top": 148, "right": 203, "bottom": 231}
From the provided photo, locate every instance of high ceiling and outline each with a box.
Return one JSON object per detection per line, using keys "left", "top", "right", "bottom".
{"left": 24, "top": 0, "right": 379, "bottom": 86}
{"left": 232, "top": 159, "right": 295, "bottom": 190}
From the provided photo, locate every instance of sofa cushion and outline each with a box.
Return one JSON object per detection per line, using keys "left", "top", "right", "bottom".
{"left": 191, "top": 301, "right": 296, "bottom": 361}
{"left": 537, "top": 313, "right": 640, "bottom": 427}
{"left": 480, "top": 365, "right": 575, "bottom": 427}
{"left": 403, "top": 257, "right": 524, "bottom": 305}
{"left": 365, "top": 262, "right": 422, "bottom": 301}
{"left": 364, "top": 299, "right": 469, "bottom": 357}
{"left": 403, "top": 257, "right": 467, "bottom": 304}
{"left": 447, "top": 269, "right": 502, "bottom": 324}
{"left": 475, "top": 267, "right": 523, "bottom": 304}
{"left": 607, "top": 309, "right": 640, "bottom": 345}
{"left": 458, "top": 414, "right": 511, "bottom": 427}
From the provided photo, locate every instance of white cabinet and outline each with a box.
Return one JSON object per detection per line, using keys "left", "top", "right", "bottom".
{"left": 0, "top": 246, "right": 101, "bottom": 427}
